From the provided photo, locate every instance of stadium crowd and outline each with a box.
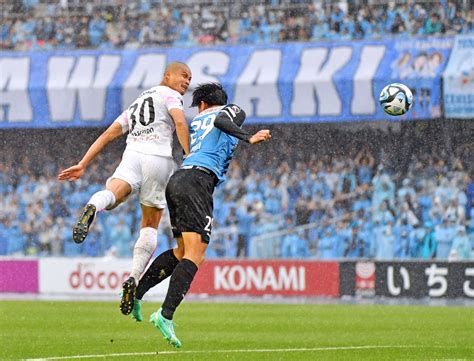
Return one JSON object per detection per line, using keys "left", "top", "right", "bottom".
{"left": 1, "top": 0, "right": 473, "bottom": 50}
{"left": 0, "top": 123, "right": 473, "bottom": 260}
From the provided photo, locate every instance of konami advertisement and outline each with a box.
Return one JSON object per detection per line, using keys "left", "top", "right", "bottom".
{"left": 189, "top": 260, "right": 340, "bottom": 297}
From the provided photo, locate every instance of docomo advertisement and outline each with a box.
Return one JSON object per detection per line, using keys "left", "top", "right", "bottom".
{"left": 38, "top": 258, "right": 169, "bottom": 297}
{"left": 189, "top": 260, "right": 340, "bottom": 297}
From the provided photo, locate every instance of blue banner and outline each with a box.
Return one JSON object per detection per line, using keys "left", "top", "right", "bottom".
{"left": 0, "top": 37, "right": 453, "bottom": 128}
{"left": 443, "top": 34, "right": 474, "bottom": 118}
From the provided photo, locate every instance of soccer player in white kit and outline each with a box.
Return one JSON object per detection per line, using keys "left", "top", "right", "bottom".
{"left": 57, "top": 62, "right": 192, "bottom": 315}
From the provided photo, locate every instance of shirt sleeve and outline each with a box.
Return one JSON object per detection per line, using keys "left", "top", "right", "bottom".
{"left": 113, "top": 111, "right": 129, "bottom": 134}
{"left": 214, "top": 104, "right": 250, "bottom": 142}
{"left": 164, "top": 89, "right": 184, "bottom": 111}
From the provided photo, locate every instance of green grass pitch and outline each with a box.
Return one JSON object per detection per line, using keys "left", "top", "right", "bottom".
{"left": 0, "top": 300, "right": 473, "bottom": 360}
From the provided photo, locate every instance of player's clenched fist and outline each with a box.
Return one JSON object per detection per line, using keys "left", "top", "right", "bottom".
{"left": 249, "top": 130, "right": 271, "bottom": 144}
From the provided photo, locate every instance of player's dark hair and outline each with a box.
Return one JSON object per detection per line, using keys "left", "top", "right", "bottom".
{"left": 191, "top": 82, "right": 228, "bottom": 107}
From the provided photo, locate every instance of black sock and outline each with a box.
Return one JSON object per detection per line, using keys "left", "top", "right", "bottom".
{"left": 135, "top": 249, "right": 179, "bottom": 300}
{"left": 161, "top": 258, "right": 198, "bottom": 320}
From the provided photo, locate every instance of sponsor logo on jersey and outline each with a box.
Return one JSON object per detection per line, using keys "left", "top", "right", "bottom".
{"left": 130, "top": 127, "right": 155, "bottom": 137}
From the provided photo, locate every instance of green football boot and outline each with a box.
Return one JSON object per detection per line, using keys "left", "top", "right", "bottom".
{"left": 131, "top": 299, "right": 143, "bottom": 322}
{"left": 149, "top": 308, "right": 182, "bottom": 348}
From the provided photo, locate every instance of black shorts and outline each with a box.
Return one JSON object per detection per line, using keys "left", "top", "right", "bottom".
{"left": 165, "top": 167, "right": 217, "bottom": 243}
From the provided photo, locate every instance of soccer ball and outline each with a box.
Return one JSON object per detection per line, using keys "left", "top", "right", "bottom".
{"left": 379, "top": 83, "right": 413, "bottom": 116}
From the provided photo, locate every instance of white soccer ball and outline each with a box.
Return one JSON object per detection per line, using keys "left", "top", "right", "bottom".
{"left": 379, "top": 83, "right": 413, "bottom": 116}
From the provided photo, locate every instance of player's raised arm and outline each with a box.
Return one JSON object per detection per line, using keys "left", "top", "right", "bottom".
{"left": 57, "top": 120, "right": 124, "bottom": 181}
{"left": 214, "top": 104, "right": 271, "bottom": 144}
{"left": 169, "top": 108, "right": 190, "bottom": 155}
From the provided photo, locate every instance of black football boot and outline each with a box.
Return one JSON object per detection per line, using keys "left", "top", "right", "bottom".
{"left": 72, "top": 204, "right": 96, "bottom": 244}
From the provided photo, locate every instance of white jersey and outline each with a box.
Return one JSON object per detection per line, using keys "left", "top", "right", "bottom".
{"left": 114, "top": 85, "right": 184, "bottom": 157}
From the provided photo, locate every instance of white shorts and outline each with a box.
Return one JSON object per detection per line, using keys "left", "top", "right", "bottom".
{"left": 107, "top": 149, "right": 177, "bottom": 209}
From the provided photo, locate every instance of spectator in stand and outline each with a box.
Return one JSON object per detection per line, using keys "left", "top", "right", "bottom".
{"left": 1, "top": 124, "right": 473, "bottom": 260}
{"left": 1, "top": 0, "right": 472, "bottom": 51}
{"left": 467, "top": 176, "right": 474, "bottom": 220}
{"left": 88, "top": 14, "right": 106, "bottom": 47}
{"left": 372, "top": 167, "right": 395, "bottom": 209}
{"left": 4, "top": 218, "right": 25, "bottom": 254}
{"left": 429, "top": 197, "right": 444, "bottom": 226}
{"left": 109, "top": 218, "right": 133, "bottom": 257}
{"left": 236, "top": 204, "right": 255, "bottom": 258}
{"left": 449, "top": 227, "right": 472, "bottom": 260}
{"left": 391, "top": 13, "right": 407, "bottom": 35}
{"left": 373, "top": 220, "right": 396, "bottom": 260}
{"left": 318, "top": 227, "right": 337, "bottom": 260}
{"left": 451, "top": 9, "right": 466, "bottom": 34}
{"left": 206, "top": 232, "right": 226, "bottom": 259}
{"left": 83, "top": 228, "right": 102, "bottom": 257}
{"left": 399, "top": 200, "right": 419, "bottom": 227}
{"left": 445, "top": 198, "right": 465, "bottom": 224}
{"left": 398, "top": 179, "right": 416, "bottom": 205}
{"left": 335, "top": 220, "right": 351, "bottom": 257}
{"left": 425, "top": 13, "right": 444, "bottom": 35}
{"left": 343, "top": 225, "right": 365, "bottom": 258}
{"left": 280, "top": 216, "right": 296, "bottom": 258}
{"left": 395, "top": 217, "right": 413, "bottom": 259}
{"left": 435, "top": 218, "right": 457, "bottom": 259}
{"left": 373, "top": 200, "right": 396, "bottom": 225}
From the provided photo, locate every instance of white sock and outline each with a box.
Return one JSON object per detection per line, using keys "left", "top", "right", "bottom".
{"left": 88, "top": 190, "right": 116, "bottom": 212}
{"left": 130, "top": 227, "right": 158, "bottom": 282}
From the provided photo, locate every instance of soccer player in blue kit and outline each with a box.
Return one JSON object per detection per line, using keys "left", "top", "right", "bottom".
{"left": 130, "top": 82, "right": 271, "bottom": 348}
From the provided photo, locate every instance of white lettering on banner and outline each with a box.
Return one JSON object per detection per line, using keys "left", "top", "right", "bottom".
{"left": 214, "top": 265, "right": 305, "bottom": 291}
{"left": 351, "top": 46, "right": 386, "bottom": 114}
{"left": 425, "top": 264, "right": 448, "bottom": 297}
{"left": 214, "top": 266, "right": 227, "bottom": 289}
{"left": 122, "top": 54, "right": 166, "bottom": 110}
{"left": 0, "top": 58, "right": 33, "bottom": 122}
{"left": 233, "top": 50, "right": 282, "bottom": 117}
{"left": 299, "top": 266, "right": 306, "bottom": 290}
{"left": 47, "top": 55, "right": 120, "bottom": 121}
{"left": 183, "top": 51, "right": 230, "bottom": 118}
{"left": 277, "top": 266, "right": 305, "bottom": 291}
{"left": 187, "top": 51, "right": 230, "bottom": 84}
{"left": 395, "top": 38, "right": 453, "bottom": 51}
{"left": 262, "top": 266, "right": 277, "bottom": 289}
{"left": 387, "top": 266, "right": 410, "bottom": 296}
{"left": 463, "top": 268, "right": 474, "bottom": 298}
{"left": 291, "top": 47, "right": 352, "bottom": 116}
{"left": 229, "top": 266, "right": 246, "bottom": 290}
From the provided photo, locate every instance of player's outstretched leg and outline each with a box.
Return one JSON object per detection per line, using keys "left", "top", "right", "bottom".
{"left": 72, "top": 204, "right": 96, "bottom": 244}
{"left": 131, "top": 299, "right": 143, "bottom": 321}
{"left": 129, "top": 249, "right": 181, "bottom": 322}
{"left": 120, "top": 277, "right": 136, "bottom": 315}
{"left": 73, "top": 189, "right": 116, "bottom": 244}
{"left": 150, "top": 308, "right": 182, "bottom": 348}
{"left": 149, "top": 258, "right": 198, "bottom": 347}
